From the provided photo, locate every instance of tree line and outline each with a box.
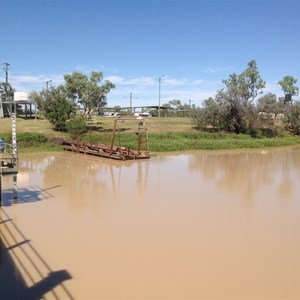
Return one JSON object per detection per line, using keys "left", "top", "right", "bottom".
{"left": 192, "top": 60, "right": 299, "bottom": 136}
{"left": 160, "top": 60, "right": 300, "bottom": 136}
{"left": 29, "top": 71, "right": 115, "bottom": 131}
{"left": 2, "top": 60, "right": 299, "bottom": 137}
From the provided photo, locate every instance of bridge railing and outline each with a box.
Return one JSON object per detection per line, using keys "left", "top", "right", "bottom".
{"left": 0, "top": 143, "right": 18, "bottom": 173}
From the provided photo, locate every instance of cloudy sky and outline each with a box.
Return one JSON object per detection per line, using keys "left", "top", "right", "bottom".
{"left": 1, "top": 0, "right": 300, "bottom": 107}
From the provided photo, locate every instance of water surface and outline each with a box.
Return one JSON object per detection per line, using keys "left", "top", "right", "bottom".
{"left": 1, "top": 147, "right": 300, "bottom": 299}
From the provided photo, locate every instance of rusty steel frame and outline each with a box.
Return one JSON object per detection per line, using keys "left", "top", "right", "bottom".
{"left": 62, "top": 117, "right": 150, "bottom": 160}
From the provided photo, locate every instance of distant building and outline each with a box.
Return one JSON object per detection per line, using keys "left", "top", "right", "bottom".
{"left": 14, "top": 91, "right": 29, "bottom": 102}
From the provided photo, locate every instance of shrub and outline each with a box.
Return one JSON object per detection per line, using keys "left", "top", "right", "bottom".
{"left": 0, "top": 132, "right": 48, "bottom": 144}
{"left": 66, "top": 115, "right": 87, "bottom": 139}
{"left": 250, "top": 126, "right": 284, "bottom": 138}
{"left": 17, "top": 132, "right": 48, "bottom": 143}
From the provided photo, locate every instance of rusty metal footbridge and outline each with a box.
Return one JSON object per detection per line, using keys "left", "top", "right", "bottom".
{"left": 62, "top": 117, "right": 150, "bottom": 160}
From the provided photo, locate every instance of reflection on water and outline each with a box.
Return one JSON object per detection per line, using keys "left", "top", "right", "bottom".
{"left": 1, "top": 147, "right": 300, "bottom": 299}
{"left": 188, "top": 147, "right": 300, "bottom": 203}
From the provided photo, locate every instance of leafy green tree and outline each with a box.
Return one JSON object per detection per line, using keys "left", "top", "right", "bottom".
{"left": 252, "top": 93, "right": 287, "bottom": 137}
{"left": 114, "top": 105, "right": 122, "bottom": 112}
{"left": 256, "top": 93, "right": 279, "bottom": 114}
{"left": 286, "top": 101, "right": 300, "bottom": 134}
{"left": 278, "top": 75, "right": 299, "bottom": 102}
{"left": 190, "top": 107, "right": 207, "bottom": 129}
{"left": 278, "top": 75, "right": 300, "bottom": 134}
{"left": 160, "top": 103, "right": 172, "bottom": 117}
{"left": 256, "top": 93, "right": 285, "bottom": 120}
{"left": 219, "top": 60, "right": 265, "bottom": 133}
{"left": 64, "top": 71, "right": 115, "bottom": 116}
{"left": 66, "top": 114, "right": 87, "bottom": 139}
{"left": 181, "top": 103, "right": 193, "bottom": 111}
{"left": 202, "top": 97, "right": 228, "bottom": 130}
{"left": 167, "top": 99, "right": 183, "bottom": 110}
{"left": 29, "top": 90, "right": 46, "bottom": 112}
{"left": 43, "top": 86, "right": 75, "bottom": 131}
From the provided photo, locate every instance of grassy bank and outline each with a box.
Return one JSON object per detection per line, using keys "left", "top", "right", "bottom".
{"left": 1, "top": 117, "right": 300, "bottom": 152}
{"left": 81, "top": 130, "right": 300, "bottom": 151}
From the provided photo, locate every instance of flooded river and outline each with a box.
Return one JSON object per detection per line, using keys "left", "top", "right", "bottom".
{"left": 1, "top": 147, "right": 300, "bottom": 299}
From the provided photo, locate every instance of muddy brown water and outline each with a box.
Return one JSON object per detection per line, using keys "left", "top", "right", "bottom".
{"left": 1, "top": 147, "right": 300, "bottom": 299}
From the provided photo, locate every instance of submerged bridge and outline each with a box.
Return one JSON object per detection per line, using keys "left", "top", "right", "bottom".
{"left": 62, "top": 116, "right": 150, "bottom": 160}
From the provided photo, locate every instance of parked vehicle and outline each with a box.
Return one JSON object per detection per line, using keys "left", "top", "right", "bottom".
{"left": 134, "top": 112, "right": 151, "bottom": 117}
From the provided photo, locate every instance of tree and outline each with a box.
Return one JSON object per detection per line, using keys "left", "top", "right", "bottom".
{"left": 256, "top": 93, "right": 285, "bottom": 120}
{"left": 278, "top": 75, "right": 299, "bottom": 102}
{"left": 253, "top": 93, "right": 287, "bottom": 137}
{"left": 29, "top": 90, "right": 45, "bottom": 112}
{"left": 43, "top": 86, "right": 75, "bottom": 131}
{"left": 159, "top": 103, "right": 172, "bottom": 117}
{"left": 29, "top": 70, "right": 114, "bottom": 131}
{"left": 278, "top": 75, "right": 300, "bottom": 134}
{"left": 190, "top": 107, "right": 207, "bottom": 130}
{"left": 286, "top": 101, "right": 300, "bottom": 134}
{"left": 203, "top": 97, "right": 228, "bottom": 130}
{"left": 66, "top": 114, "right": 87, "bottom": 139}
{"left": 256, "top": 93, "right": 278, "bottom": 114}
{"left": 219, "top": 60, "right": 265, "bottom": 133}
{"left": 167, "top": 99, "right": 183, "bottom": 110}
{"left": 64, "top": 71, "right": 115, "bottom": 116}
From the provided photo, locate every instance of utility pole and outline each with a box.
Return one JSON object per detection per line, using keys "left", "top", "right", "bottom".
{"left": 130, "top": 92, "right": 132, "bottom": 108}
{"left": 0, "top": 88, "right": 3, "bottom": 118}
{"left": 3, "top": 63, "right": 10, "bottom": 100}
{"left": 3, "top": 63, "right": 9, "bottom": 87}
{"left": 129, "top": 92, "right": 138, "bottom": 108}
{"left": 1, "top": 62, "right": 10, "bottom": 117}
{"left": 158, "top": 75, "right": 164, "bottom": 118}
{"left": 46, "top": 80, "right": 52, "bottom": 99}
{"left": 124, "top": 92, "right": 138, "bottom": 112}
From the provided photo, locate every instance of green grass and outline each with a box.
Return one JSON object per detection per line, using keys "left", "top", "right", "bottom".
{"left": 78, "top": 130, "right": 300, "bottom": 152}
{"left": 1, "top": 117, "right": 300, "bottom": 153}
{"left": 146, "top": 132, "right": 300, "bottom": 151}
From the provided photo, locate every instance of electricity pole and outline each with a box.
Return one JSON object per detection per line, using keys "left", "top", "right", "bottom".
{"left": 158, "top": 75, "right": 164, "bottom": 118}
{"left": 129, "top": 92, "right": 138, "bottom": 108}
{"left": 124, "top": 92, "right": 138, "bottom": 113}
{"left": 46, "top": 80, "right": 52, "bottom": 99}
{"left": 3, "top": 63, "right": 10, "bottom": 99}
{"left": 0, "top": 89, "right": 3, "bottom": 118}
{"left": 1, "top": 62, "right": 10, "bottom": 117}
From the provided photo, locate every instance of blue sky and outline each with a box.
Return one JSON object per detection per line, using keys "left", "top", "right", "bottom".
{"left": 1, "top": 0, "right": 300, "bottom": 107}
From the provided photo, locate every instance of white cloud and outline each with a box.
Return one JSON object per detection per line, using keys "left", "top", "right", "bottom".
{"left": 105, "top": 76, "right": 125, "bottom": 84}
{"left": 106, "top": 76, "right": 155, "bottom": 86}
{"left": 204, "top": 66, "right": 222, "bottom": 74}
{"left": 191, "top": 79, "right": 204, "bottom": 85}
{"left": 204, "top": 65, "right": 235, "bottom": 75}
{"left": 4, "top": 71, "right": 223, "bottom": 106}
{"left": 9, "top": 74, "right": 64, "bottom": 92}
{"left": 73, "top": 64, "right": 119, "bottom": 74}
{"left": 163, "top": 78, "right": 187, "bottom": 86}
{"left": 107, "top": 76, "right": 189, "bottom": 87}
{"left": 126, "top": 77, "right": 155, "bottom": 85}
